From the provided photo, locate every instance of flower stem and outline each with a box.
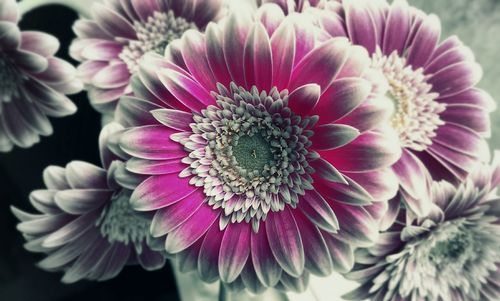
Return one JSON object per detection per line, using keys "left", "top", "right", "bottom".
{"left": 19, "top": 0, "right": 96, "bottom": 18}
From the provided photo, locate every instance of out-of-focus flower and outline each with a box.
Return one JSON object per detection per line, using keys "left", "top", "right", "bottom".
{"left": 256, "top": 0, "right": 323, "bottom": 14}
{"left": 70, "top": 0, "right": 224, "bottom": 114}
{"left": 307, "top": 0, "right": 496, "bottom": 219}
{"left": 344, "top": 152, "right": 500, "bottom": 301}
{"left": 11, "top": 123, "right": 165, "bottom": 283}
{"left": 0, "top": 0, "right": 81, "bottom": 152}
{"left": 116, "top": 4, "right": 401, "bottom": 293}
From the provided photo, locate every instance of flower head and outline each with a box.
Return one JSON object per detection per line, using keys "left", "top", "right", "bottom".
{"left": 256, "top": 0, "right": 324, "bottom": 14}
{"left": 70, "top": 0, "right": 224, "bottom": 113}
{"left": 11, "top": 124, "right": 165, "bottom": 283}
{"left": 306, "top": 0, "right": 496, "bottom": 219}
{"left": 117, "top": 4, "right": 401, "bottom": 293}
{"left": 344, "top": 152, "right": 500, "bottom": 301}
{"left": 0, "top": 0, "right": 81, "bottom": 152}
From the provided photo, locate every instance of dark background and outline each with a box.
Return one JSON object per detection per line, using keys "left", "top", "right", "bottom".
{"left": 0, "top": 6, "right": 180, "bottom": 301}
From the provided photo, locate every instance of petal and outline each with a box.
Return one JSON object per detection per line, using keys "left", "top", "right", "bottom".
{"left": 299, "top": 189, "right": 340, "bottom": 234}
{"left": 441, "top": 104, "right": 491, "bottom": 136}
{"left": 81, "top": 40, "right": 122, "bottom": 61}
{"left": 0, "top": 21, "right": 20, "bottom": 49}
{"left": 322, "top": 233, "right": 354, "bottom": 273}
{"left": 314, "top": 78, "right": 372, "bottom": 124}
{"left": 197, "top": 222, "right": 224, "bottom": 282}
{"left": 251, "top": 226, "right": 282, "bottom": 287}
{"left": 270, "top": 18, "right": 296, "bottom": 90}
{"left": 315, "top": 175, "right": 373, "bottom": 206}
{"left": 92, "top": 63, "right": 130, "bottom": 89}
{"left": 205, "top": 23, "right": 232, "bottom": 87}
{"left": 119, "top": 125, "right": 186, "bottom": 160}
{"left": 382, "top": 0, "right": 411, "bottom": 55}
{"left": 130, "top": 174, "right": 197, "bottom": 211}
{"left": 429, "top": 61, "right": 482, "bottom": 98}
{"left": 311, "top": 124, "right": 360, "bottom": 151}
{"left": 43, "top": 166, "right": 69, "bottom": 190}
{"left": 115, "top": 96, "right": 162, "bottom": 128}
{"left": 344, "top": 0, "right": 378, "bottom": 53}
{"left": 42, "top": 211, "right": 98, "bottom": 248}
{"left": 92, "top": 4, "right": 136, "bottom": 39}
{"left": 126, "top": 158, "right": 185, "bottom": 176}
{"left": 289, "top": 38, "right": 349, "bottom": 92}
{"left": 55, "top": 189, "right": 112, "bottom": 215}
{"left": 151, "top": 109, "right": 193, "bottom": 132}
{"left": 265, "top": 207, "right": 305, "bottom": 277}
{"left": 243, "top": 23, "right": 273, "bottom": 91}
{"left": 330, "top": 203, "right": 378, "bottom": 247}
{"left": 165, "top": 204, "right": 219, "bottom": 253}
{"left": 20, "top": 31, "right": 59, "bottom": 57}
{"left": 343, "top": 168, "right": 399, "bottom": 202}
{"left": 406, "top": 14, "right": 441, "bottom": 69}
{"left": 150, "top": 189, "right": 205, "bottom": 237}
{"left": 288, "top": 84, "right": 320, "bottom": 116}
{"left": 309, "top": 158, "right": 347, "bottom": 185}
{"left": 218, "top": 222, "right": 251, "bottom": 283}
{"left": 321, "top": 130, "right": 401, "bottom": 172}
{"left": 65, "top": 161, "right": 107, "bottom": 189}
{"left": 223, "top": 12, "right": 252, "bottom": 85}
{"left": 433, "top": 123, "right": 488, "bottom": 158}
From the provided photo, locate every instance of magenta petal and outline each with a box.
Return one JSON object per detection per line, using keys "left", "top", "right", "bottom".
{"left": 116, "top": 96, "right": 161, "bottom": 127}
{"left": 206, "top": 23, "right": 232, "bottom": 87}
{"left": 425, "top": 44, "right": 474, "bottom": 75}
{"left": 314, "top": 78, "right": 372, "bottom": 124}
{"left": 256, "top": 2, "right": 285, "bottom": 36}
{"left": 299, "top": 189, "right": 340, "bottom": 232}
{"left": 151, "top": 109, "right": 193, "bottom": 132}
{"left": 437, "top": 88, "right": 496, "bottom": 111}
{"left": 309, "top": 158, "right": 347, "bottom": 185}
{"left": 311, "top": 124, "right": 359, "bottom": 151}
{"left": 158, "top": 69, "right": 214, "bottom": 112}
{"left": 382, "top": 0, "right": 410, "bottom": 55}
{"left": 441, "top": 104, "right": 490, "bottom": 135}
{"left": 429, "top": 62, "right": 482, "bottom": 98}
{"left": 344, "top": 0, "right": 378, "bottom": 53}
{"left": 72, "top": 20, "right": 111, "bottom": 39}
{"left": 131, "top": 0, "right": 160, "bottom": 21}
{"left": 330, "top": 203, "right": 378, "bottom": 247}
{"left": 130, "top": 174, "right": 197, "bottom": 211}
{"left": 322, "top": 233, "right": 354, "bottom": 273}
{"left": 81, "top": 41, "right": 122, "bottom": 61}
{"left": 391, "top": 149, "right": 432, "bottom": 216}
{"left": 294, "top": 212, "right": 333, "bottom": 276}
{"left": 251, "top": 226, "right": 282, "bottom": 287}
{"left": 180, "top": 30, "right": 218, "bottom": 92}
{"left": 92, "top": 63, "right": 130, "bottom": 89}
{"left": 433, "top": 123, "right": 488, "bottom": 158}
{"left": 270, "top": 19, "right": 295, "bottom": 90}
{"left": 315, "top": 175, "right": 373, "bottom": 206}
{"left": 126, "top": 158, "right": 185, "bottom": 175}
{"left": 241, "top": 260, "right": 266, "bottom": 294}
{"left": 406, "top": 14, "right": 441, "bottom": 69}
{"left": 321, "top": 130, "right": 401, "bottom": 172}
{"left": 289, "top": 38, "right": 349, "bottom": 92}
{"left": 265, "top": 207, "right": 305, "bottom": 277}
{"left": 92, "top": 4, "right": 136, "bottom": 39}
{"left": 344, "top": 168, "right": 399, "bottom": 202}
{"left": 165, "top": 204, "right": 219, "bottom": 253}
{"left": 150, "top": 189, "right": 206, "bottom": 237}
{"left": 288, "top": 84, "right": 320, "bottom": 116}
{"left": 197, "top": 222, "right": 224, "bottom": 282}
{"left": 335, "top": 46, "right": 370, "bottom": 79}
{"left": 223, "top": 13, "right": 251, "bottom": 85}
{"left": 120, "top": 125, "right": 186, "bottom": 160}
{"left": 218, "top": 222, "right": 251, "bottom": 283}
{"left": 243, "top": 23, "right": 273, "bottom": 91}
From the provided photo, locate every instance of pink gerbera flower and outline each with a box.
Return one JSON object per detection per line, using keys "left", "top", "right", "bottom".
{"left": 0, "top": 0, "right": 81, "bottom": 152}
{"left": 11, "top": 124, "right": 165, "bottom": 283}
{"left": 306, "top": 0, "right": 496, "bottom": 218}
{"left": 117, "top": 4, "right": 401, "bottom": 293}
{"left": 70, "top": 0, "right": 224, "bottom": 113}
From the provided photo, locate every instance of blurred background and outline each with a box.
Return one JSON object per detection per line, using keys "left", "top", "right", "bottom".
{"left": 0, "top": 0, "right": 498, "bottom": 300}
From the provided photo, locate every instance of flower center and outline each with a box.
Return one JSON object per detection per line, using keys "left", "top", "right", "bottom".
{"left": 428, "top": 228, "right": 473, "bottom": 265}
{"left": 175, "top": 83, "right": 317, "bottom": 232}
{"left": 119, "top": 11, "right": 197, "bottom": 73}
{"left": 372, "top": 51, "right": 446, "bottom": 151}
{"left": 232, "top": 133, "right": 273, "bottom": 172}
{"left": 0, "top": 51, "right": 24, "bottom": 103}
{"left": 97, "top": 191, "right": 150, "bottom": 245}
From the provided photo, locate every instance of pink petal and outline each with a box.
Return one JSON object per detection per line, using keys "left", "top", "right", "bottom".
{"left": 92, "top": 4, "right": 136, "bottom": 39}
{"left": 206, "top": 23, "right": 232, "bottom": 87}
{"left": 251, "top": 226, "right": 282, "bottom": 287}
{"left": 322, "top": 233, "right": 354, "bottom": 273}
{"left": 130, "top": 174, "right": 197, "bottom": 211}
{"left": 165, "top": 204, "right": 219, "bottom": 253}
{"left": 382, "top": 0, "right": 410, "bottom": 55}
{"left": 265, "top": 208, "right": 305, "bottom": 277}
{"left": 20, "top": 31, "right": 59, "bottom": 57}
{"left": 289, "top": 38, "right": 349, "bottom": 92}
{"left": 428, "top": 61, "right": 482, "bottom": 98}
{"left": 151, "top": 109, "right": 193, "bottom": 132}
{"left": 288, "top": 84, "right": 320, "bottom": 116}
{"left": 311, "top": 124, "right": 360, "bottom": 151}
{"left": 270, "top": 19, "right": 296, "bottom": 90}
{"left": 406, "top": 14, "right": 441, "bottom": 69}
{"left": 243, "top": 23, "right": 273, "bottom": 91}
{"left": 314, "top": 78, "right": 372, "bottom": 124}
{"left": 344, "top": 168, "right": 399, "bottom": 202}
{"left": 92, "top": 62, "right": 130, "bottom": 89}
{"left": 198, "top": 222, "right": 224, "bottom": 282}
{"left": 218, "top": 222, "right": 251, "bottom": 282}
{"left": 329, "top": 202, "right": 378, "bottom": 247}
{"left": 223, "top": 13, "right": 252, "bottom": 85}
{"left": 344, "top": 0, "right": 378, "bottom": 53}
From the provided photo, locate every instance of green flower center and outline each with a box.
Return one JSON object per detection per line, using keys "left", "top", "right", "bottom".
{"left": 429, "top": 231, "right": 473, "bottom": 264}
{"left": 232, "top": 133, "right": 273, "bottom": 172}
